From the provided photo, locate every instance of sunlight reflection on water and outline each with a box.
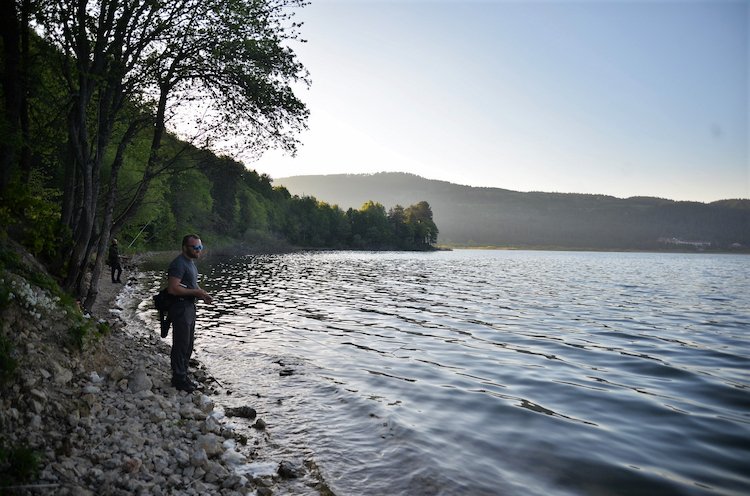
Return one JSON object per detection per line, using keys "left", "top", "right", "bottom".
{"left": 131, "top": 250, "right": 750, "bottom": 496}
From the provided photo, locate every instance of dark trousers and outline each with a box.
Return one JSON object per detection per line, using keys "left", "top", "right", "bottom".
{"left": 170, "top": 301, "right": 196, "bottom": 383}
{"left": 111, "top": 263, "right": 122, "bottom": 282}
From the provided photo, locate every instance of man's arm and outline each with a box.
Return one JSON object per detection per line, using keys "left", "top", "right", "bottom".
{"left": 168, "top": 276, "right": 213, "bottom": 303}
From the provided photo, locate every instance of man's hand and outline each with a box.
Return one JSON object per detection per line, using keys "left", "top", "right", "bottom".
{"left": 168, "top": 276, "right": 212, "bottom": 303}
{"left": 197, "top": 289, "right": 213, "bottom": 304}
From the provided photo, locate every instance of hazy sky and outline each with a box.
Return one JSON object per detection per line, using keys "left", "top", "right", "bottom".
{"left": 252, "top": 0, "right": 748, "bottom": 203}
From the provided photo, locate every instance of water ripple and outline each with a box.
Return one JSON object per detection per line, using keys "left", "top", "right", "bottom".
{"left": 133, "top": 250, "right": 750, "bottom": 496}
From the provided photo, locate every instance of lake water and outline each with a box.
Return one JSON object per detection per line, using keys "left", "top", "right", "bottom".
{"left": 126, "top": 250, "right": 750, "bottom": 495}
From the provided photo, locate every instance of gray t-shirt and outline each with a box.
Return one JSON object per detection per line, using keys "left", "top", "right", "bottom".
{"left": 168, "top": 254, "right": 198, "bottom": 290}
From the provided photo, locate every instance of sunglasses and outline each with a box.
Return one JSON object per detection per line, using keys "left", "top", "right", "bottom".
{"left": 187, "top": 245, "right": 203, "bottom": 250}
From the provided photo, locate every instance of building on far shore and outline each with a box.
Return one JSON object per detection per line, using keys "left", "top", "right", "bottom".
{"left": 657, "top": 238, "right": 712, "bottom": 249}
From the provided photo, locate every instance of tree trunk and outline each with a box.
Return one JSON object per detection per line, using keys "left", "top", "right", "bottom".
{"left": 112, "top": 85, "right": 170, "bottom": 233}
{"left": 19, "top": 0, "right": 30, "bottom": 182}
{"left": 84, "top": 120, "right": 141, "bottom": 310}
{"left": 60, "top": 139, "right": 76, "bottom": 230}
{"left": 0, "top": 0, "right": 21, "bottom": 195}
{"left": 62, "top": 83, "right": 95, "bottom": 295}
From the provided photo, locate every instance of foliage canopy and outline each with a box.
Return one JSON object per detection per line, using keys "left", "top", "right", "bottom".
{"left": 0, "top": 0, "right": 440, "bottom": 310}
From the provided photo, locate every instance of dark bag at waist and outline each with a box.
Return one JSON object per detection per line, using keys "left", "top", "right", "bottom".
{"left": 154, "top": 288, "right": 173, "bottom": 311}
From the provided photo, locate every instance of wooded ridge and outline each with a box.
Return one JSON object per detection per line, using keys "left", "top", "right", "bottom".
{"left": 276, "top": 172, "right": 749, "bottom": 251}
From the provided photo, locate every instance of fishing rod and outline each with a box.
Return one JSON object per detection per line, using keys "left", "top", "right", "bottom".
{"left": 126, "top": 220, "right": 152, "bottom": 251}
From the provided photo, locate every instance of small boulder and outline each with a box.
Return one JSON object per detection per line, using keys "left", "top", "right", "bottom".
{"left": 194, "top": 394, "right": 214, "bottom": 413}
{"left": 173, "top": 448, "right": 190, "bottom": 467}
{"left": 54, "top": 368, "right": 74, "bottom": 385}
{"left": 149, "top": 409, "right": 167, "bottom": 423}
{"left": 278, "top": 459, "right": 305, "bottom": 479}
{"left": 68, "top": 410, "right": 80, "bottom": 428}
{"left": 194, "top": 434, "right": 224, "bottom": 457}
{"left": 201, "top": 415, "right": 221, "bottom": 435}
{"left": 110, "top": 365, "right": 126, "bottom": 382}
{"left": 190, "top": 448, "right": 208, "bottom": 468}
{"left": 123, "top": 457, "right": 142, "bottom": 473}
{"left": 225, "top": 406, "right": 256, "bottom": 419}
{"left": 128, "top": 368, "right": 152, "bottom": 393}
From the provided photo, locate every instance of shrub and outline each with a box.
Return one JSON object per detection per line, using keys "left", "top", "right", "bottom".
{"left": 0, "top": 283, "right": 11, "bottom": 312}
{"left": 69, "top": 318, "right": 110, "bottom": 352}
{"left": 0, "top": 439, "right": 42, "bottom": 487}
{"left": 96, "top": 321, "right": 111, "bottom": 337}
{"left": 0, "top": 336, "right": 16, "bottom": 382}
{"left": 0, "top": 249, "right": 62, "bottom": 298}
{"left": 1, "top": 177, "right": 62, "bottom": 258}
{"left": 68, "top": 320, "right": 89, "bottom": 351}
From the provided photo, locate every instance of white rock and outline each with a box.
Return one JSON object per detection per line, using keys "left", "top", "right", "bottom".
{"left": 29, "top": 388, "right": 47, "bottom": 402}
{"left": 172, "top": 448, "right": 190, "bottom": 467}
{"left": 193, "top": 393, "right": 214, "bottom": 411}
{"left": 29, "top": 414, "right": 42, "bottom": 430}
{"left": 194, "top": 434, "right": 224, "bottom": 457}
{"left": 53, "top": 364, "right": 73, "bottom": 385}
{"left": 209, "top": 409, "right": 225, "bottom": 421}
{"left": 179, "top": 403, "right": 206, "bottom": 420}
{"left": 150, "top": 409, "right": 167, "bottom": 423}
{"left": 128, "top": 368, "right": 152, "bottom": 393}
{"left": 207, "top": 461, "right": 230, "bottom": 477}
{"left": 201, "top": 415, "right": 221, "bottom": 435}
{"left": 153, "top": 457, "right": 169, "bottom": 474}
{"left": 190, "top": 448, "right": 208, "bottom": 467}
{"left": 234, "top": 461, "right": 278, "bottom": 478}
{"left": 30, "top": 399, "right": 44, "bottom": 414}
{"left": 221, "top": 449, "right": 244, "bottom": 466}
{"left": 110, "top": 365, "right": 126, "bottom": 382}
{"left": 135, "top": 390, "right": 155, "bottom": 400}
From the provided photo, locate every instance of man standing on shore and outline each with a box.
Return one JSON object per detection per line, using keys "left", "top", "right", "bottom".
{"left": 109, "top": 239, "right": 123, "bottom": 283}
{"left": 167, "top": 234, "right": 213, "bottom": 392}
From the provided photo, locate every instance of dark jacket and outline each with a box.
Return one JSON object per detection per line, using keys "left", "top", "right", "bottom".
{"left": 108, "top": 244, "right": 120, "bottom": 266}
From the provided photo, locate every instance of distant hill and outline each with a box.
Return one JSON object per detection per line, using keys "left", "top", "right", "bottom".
{"left": 274, "top": 172, "right": 750, "bottom": 250}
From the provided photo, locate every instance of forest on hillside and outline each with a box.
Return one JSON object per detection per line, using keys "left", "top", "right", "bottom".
{"left": 277, "top": 173, "right": 750, "bottom": 251}
{"left": 0, "top": 0, "right": 438, "bottom": 309}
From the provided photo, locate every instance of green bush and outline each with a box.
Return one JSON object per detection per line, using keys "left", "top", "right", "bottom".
{"left": 0, "top": 336, "right": 16, "bottom": 381}
{"left": 0, "top": 439, "right": 42, "bottom": 487}
{"left": 0, "top": 207, "right": 14, "bottom": 237}
{"left": 1, "top": 177, "right": 63, "bottom": 258}
{"left": 0, "top": 249, "right": 62, "bottom": 298}
{"left": 68, "top": 321, "right": 89, "bottom": 351}
{"left": 0, "top": 283, "right": 11, "bottom": 312}
{"left": 0, "top": 250, "right": 20, "bottom": 270}
{"left": 96, "top": 321, "right": 111, "bottom": 337}
{"left": 69, "top": 318, "right": 110, "bottom": 352}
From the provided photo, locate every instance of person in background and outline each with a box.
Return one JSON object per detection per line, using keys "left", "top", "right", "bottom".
{"left": 167, "top": 234, "right": 213, "bottom": 392}
{"left": 109, "top": 238, "right": 123, "bottom": 283}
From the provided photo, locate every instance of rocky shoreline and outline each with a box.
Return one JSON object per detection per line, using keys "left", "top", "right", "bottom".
{"left": 0, "top": 257, "right": 333, "bottom": 495}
